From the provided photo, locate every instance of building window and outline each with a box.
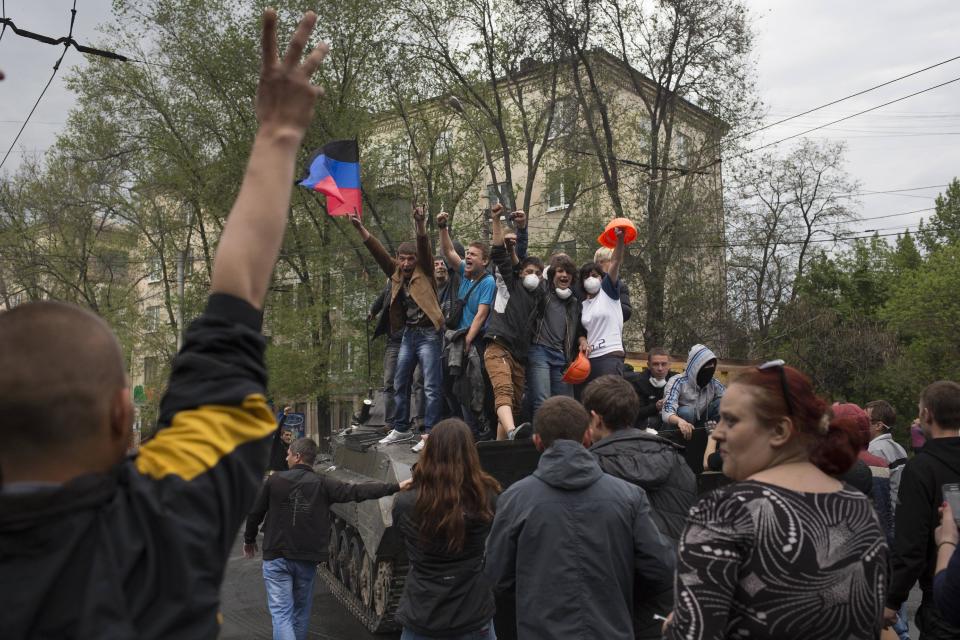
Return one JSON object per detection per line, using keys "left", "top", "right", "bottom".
{"left": 147, "top": 256, "right": 162, "bottom": 283}
{"left": 486, "top": 182, "right": 512, "bottom": 210}
{"left": 675, "top": 132, "right": 692, "bottom": 166}
{"left": 381, "top": 141, "right": 411, "bottom": 187}
{"left": 546, "top": 172, "right": 575, "bottom": 211}
{"left": 143, "top": 356, "right": 160, "bottom": 387}
{"left": 548, "top": 97, "right": 577, "bottom": 140}
{"left": 145, "top": 305, "right": 161, "bottom": 333}
{"left": 436, "top": 129, "right": 453, "bottom": 152}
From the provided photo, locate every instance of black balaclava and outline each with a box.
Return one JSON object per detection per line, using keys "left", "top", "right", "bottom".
{"left": 696, "top": 359, "right": 717, "bottom": 388}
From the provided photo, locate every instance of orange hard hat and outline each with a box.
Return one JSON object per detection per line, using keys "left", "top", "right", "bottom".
{"left": 597, "top": 217, "right": 638, "bottom": 248}
{"left": 561, "top": 352, "right": 592, "bottom": 385}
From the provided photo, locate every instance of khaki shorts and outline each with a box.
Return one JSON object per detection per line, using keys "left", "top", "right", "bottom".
{"left": 483, "top": 341, "right": 525, "bottom": 413}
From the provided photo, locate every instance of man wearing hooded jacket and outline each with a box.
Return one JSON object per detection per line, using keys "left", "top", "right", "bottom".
{"left": 661, "top": 344, "right": 724, "bottom": 473}
{"left": 485, "top": 396, "right": 674, "bottom": 640}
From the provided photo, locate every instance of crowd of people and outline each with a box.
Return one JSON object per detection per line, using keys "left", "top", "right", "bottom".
{"left": 4, "top": 10, "right": 960, "bottom": 640}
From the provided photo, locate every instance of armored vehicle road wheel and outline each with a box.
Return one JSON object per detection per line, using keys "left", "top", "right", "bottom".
{"left": 348, "top": 536, "right": 364, "bottom": 597}
{"left": 359, "top": 551, "right": 375, "bottom": 607}
{"left": 337, "top": 529, "right": 352, "bottom": 586}
{"left": 327, "top": 522, "right": 339, "bottom": 574}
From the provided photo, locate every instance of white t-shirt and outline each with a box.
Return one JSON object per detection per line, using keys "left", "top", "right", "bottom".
{"left": 580, "top": 274, "right": 623, "bottom": 358}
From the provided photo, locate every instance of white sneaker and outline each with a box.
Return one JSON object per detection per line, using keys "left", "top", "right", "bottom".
{"left": 378, "top": 429, "right": 415, "bottom": 445}
{"left": 411, "top": 436, "right": 427, "bottom": 453}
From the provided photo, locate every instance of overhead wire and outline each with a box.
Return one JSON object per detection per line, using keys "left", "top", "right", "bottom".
{"left": 733, "top": 53, "right": 960, "bottom": 142}
{"left": 0, "top": 1, "right": 81, "bottom": 171}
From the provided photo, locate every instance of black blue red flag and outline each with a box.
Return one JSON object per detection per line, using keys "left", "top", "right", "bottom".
{"left": 298, "top": 139, "right": 361, "bottom": 216}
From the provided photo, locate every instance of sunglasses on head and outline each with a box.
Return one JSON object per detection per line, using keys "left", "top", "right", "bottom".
{"left": 757, "top": 359, "right": 794, "bottom": 416}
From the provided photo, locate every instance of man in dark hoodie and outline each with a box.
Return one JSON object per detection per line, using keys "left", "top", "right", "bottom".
{"left": 584, "top": 375, "right": 696, "bottom": 639}
{"left": 884, "top": 380, "right": 960, "bottom": 638}
{"left": 484, "top": 396, "right": 674, "bottom": 640}
{"left": 661, "top": 343, "right": 725, "bottom": 473}
{"left": 0, "top": 11, "right": 329, "bottom": 638}
{"left": 484, "top": 206, "right": 543, "bottom": 440}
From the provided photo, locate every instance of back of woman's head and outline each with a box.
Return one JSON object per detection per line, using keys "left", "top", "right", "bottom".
{"left": 413, "top": 419, "right": 501, "bottom": 552}
{"left": 733, "top": 364, "right": 859, "bottom": 476}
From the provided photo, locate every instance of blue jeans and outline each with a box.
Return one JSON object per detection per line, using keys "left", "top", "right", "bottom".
{"left": 893, "top": 602, "right": 909, "bottom": 640}
{"left": 262, "top": 557, "right": 318, "bottom": 640}
{"left": 383, "top": 339, "right": 401, "bottom": 426}
{"left": 401, "top": 620, "right": 496, "bottom": 640}
{"left": 394, "top": 327, "right": 443, "bottom": 433}
{"left": 527, "top": 344, "right": 573, "bottom": 416}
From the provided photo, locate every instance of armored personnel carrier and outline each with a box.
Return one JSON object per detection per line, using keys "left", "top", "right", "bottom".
{"left": 317, "top": 400, "right": 540, "bottom": 634}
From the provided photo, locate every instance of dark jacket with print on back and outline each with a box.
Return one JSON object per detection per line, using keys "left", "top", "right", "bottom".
{"left": 244, "top": 464, "right": 398, "bottom": 562}
{"left": 0, "top": 294, "right": 277, "bottom": 640}
{"left": 484, "top": 439, "right": 675, "bottom": 640}
{"left": 887, "top": 436, "right": 960, "bottom": 609}
{"left": 392, "top": 488, "right": 498, "bottom": 636}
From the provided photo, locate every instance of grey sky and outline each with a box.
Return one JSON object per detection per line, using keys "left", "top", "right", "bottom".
{"left": 2, "top": 0, "right": 959, "bottom": 240}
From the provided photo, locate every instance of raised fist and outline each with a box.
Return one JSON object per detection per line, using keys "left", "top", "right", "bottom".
{"left": 510, "top": 209, "right": 527, "bottom": 228}
{"left": 491, "top": 202, "right": 504, "bottom": 216}
{"left": 412, "top": 205, "right": 426, "bottom": 223}
{"left": 436, "top": 211, "right": 450, "bottom": 229}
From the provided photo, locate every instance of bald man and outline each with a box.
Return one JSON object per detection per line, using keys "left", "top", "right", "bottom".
{"left": 0, "top": 10, "right": 329, "bottom": 638}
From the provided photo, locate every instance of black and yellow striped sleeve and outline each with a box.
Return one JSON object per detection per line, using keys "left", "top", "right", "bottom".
{"left": 135, "top": 293, "right": 275, "bottom": 556}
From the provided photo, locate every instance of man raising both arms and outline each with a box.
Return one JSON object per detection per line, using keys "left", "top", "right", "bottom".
{"left": 349, "top": 206, "right": 445, "bottom": 453}
{"left": 0, "top": 11, "right": 329, "bottom": 637}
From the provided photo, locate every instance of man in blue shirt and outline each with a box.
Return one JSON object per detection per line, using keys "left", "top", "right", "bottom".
{"left": 437, "top": 210, "right": 495, "bottom": 436}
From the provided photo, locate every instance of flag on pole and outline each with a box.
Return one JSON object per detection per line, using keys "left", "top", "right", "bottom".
{"left": 298, "top": 139, "right": 361, "bottom": 216}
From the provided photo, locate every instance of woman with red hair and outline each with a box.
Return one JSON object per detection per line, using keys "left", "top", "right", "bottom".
{"left": 392, "top": 418, "right": 502, "bottom": 639}
{"left": 664, "top": 361, "right": 889, "bottom": 640}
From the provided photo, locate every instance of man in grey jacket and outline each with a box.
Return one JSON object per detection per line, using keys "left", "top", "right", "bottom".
{"left": 484, "top": 396, "right": 675, "bottom": 640}
{"left": 866, "top": 399, "right": 908, "bottom": 510}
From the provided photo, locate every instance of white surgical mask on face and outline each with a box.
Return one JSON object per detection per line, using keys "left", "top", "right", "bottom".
{"left": 649, "top": 377, "right": 667, "bottom": 389}
{"left": 522, "top": 273, "right": 540, "bottom": 291}
{"left": 555, "top": 287, "right": 572, "bottom": 300}
{"left": 584, "top": 276, "right": 602, "bottom": 295}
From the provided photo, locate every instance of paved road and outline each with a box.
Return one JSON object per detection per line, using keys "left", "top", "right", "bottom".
{"left": 219, "top": 534, "right": 398, "bottom": 640}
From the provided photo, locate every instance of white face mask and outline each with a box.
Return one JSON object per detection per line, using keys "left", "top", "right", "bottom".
{"left": 649, "top": 377, "right": 667, "bottom": 389}
{"left": 555, "top": 287, "right": 572, "bottom": 300}
{"left": 584, "top": 276, "right": 602, "bottom": 295}
{"left": 522, "top": 273, "right": 540, "bottom": 291}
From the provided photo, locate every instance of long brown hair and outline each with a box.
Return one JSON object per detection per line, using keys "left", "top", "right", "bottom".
{"left": 413, "top": 419, "right": 501, "bottom": 553}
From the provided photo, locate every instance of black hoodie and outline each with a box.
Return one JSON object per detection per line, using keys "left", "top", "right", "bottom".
{"left": 887, "top": 436, "right": 960, "bottom": 608}
{"left": 0, "top": 294, "right": 276, "bottom": 640}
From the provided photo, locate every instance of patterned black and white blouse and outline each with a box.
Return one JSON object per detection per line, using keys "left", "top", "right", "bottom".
{"left": 665, "top": 480, "right": 889, "bottom": 640}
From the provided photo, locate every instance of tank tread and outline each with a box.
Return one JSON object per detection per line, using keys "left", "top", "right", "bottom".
{"left": 317, "top": 561, "right": 407, "bottom": 634}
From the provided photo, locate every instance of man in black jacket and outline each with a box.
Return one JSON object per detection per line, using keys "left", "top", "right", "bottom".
{"left": 0, "top": 12, "right": 329, "bottom": 639}
{"left": 244, "top": 438, "right": 408, "bottom": 638}
{"left": 484, "top": 206, "right": 543, "bottom": 440}
{"left": 884, "top": 380, "right": 960, "bottom": 638}
{"left": 584, "top": 374, "right": 696, "bottom": 639}
{"left": 485, "top": 396, "right": 674, "bottom": 640}
{"left": 625, "top": 347, "right": 677, "bottom": 430}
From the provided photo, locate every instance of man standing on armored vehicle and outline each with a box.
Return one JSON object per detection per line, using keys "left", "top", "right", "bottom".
{"left": 349, "top": 206, "right": 444, "bottom": 452}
